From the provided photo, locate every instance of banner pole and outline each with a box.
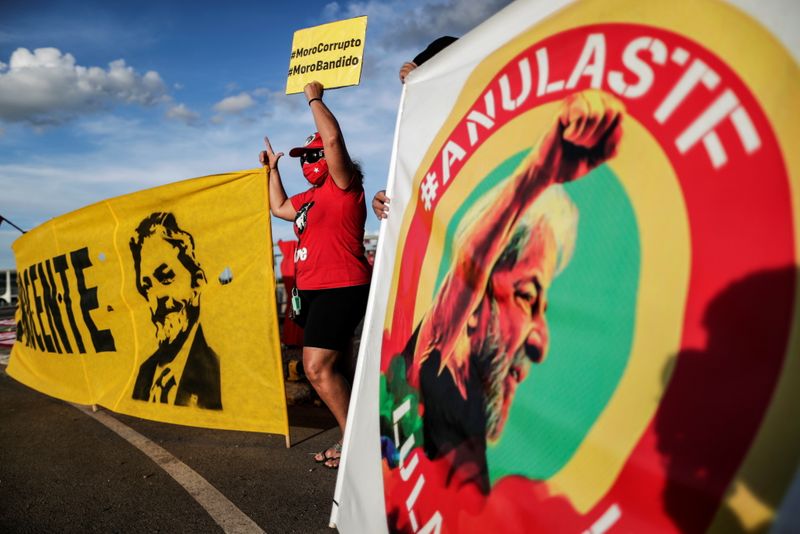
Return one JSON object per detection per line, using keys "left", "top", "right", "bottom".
{"left": 0, "top": 215, "right": 26, "bottom": 234}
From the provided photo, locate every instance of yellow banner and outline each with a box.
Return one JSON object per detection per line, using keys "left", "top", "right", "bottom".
{"left": 285, "top": 16, "right": 367, "bottom": 94}
{"left": 8, "top": 169, "right": 289, "bottom": 436}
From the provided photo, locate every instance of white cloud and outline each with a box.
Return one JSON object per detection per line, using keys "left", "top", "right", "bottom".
{"left": 212, "top": 92, "right": 256, "bottom": 114}
{"left": 0, "top": 0, "right": 516, "bottom": 268}
{"left": 323, "top": 2, "right": 342, "bottom": 19}
{"left": 252, "top": 87, "right": 272, "bottom": 98}
{"left": 0, "top": 47, "right": 168, "bottom": 126}
{"left": 0, "top": 81, "right": 384, "bottom": 268}
{"left": 330, "top": 0, "right": 513, "bottom": 49}
{"left": 397, "top": 0, "right": 514, "bottom": 41}
{"left": 166, "top": 103, "right": 200, "bottom": 125}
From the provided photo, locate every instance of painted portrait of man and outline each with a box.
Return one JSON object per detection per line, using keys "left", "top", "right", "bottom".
{"left": 129, "top": 212, "right": 222, "bottom": 410}
{"left": 385, "top": 90, "right": 624, "bottom": 492}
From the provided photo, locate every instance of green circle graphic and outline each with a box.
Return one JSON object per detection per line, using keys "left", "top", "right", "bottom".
{"left": 432, "top": 150, "right": 641, "bottom": 483}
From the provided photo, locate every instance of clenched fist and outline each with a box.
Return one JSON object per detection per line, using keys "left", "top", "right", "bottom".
{"left": 537, "top": 90, "right": 624, "bottom": 185}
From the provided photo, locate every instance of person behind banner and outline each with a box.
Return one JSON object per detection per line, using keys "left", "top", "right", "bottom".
{"left": 399, "top": 35, "right": 458, "bottom": 83}
{"left": 129, "top": 212, "right": 222, "bottom": 410}
{"left": 260, "top": 81, "right": 371, "bottom": 469}
{"left": 374, "top": 35, "right": 460, "bottom": 219}
{"left": 389, "top": 90, "right": 624, "bottom": 493}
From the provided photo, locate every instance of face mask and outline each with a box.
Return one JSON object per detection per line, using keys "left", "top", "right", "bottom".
{"left": 302, "top": 158, "right": 329, "bottom": 186}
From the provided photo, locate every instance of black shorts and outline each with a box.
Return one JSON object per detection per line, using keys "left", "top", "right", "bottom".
{"left": 292, "top": 284, "right": 370, "bottom": 351}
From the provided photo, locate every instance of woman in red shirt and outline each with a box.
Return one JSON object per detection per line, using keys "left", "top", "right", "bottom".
{"left": 260, "top": 81, "right": 371, "bottom": 469}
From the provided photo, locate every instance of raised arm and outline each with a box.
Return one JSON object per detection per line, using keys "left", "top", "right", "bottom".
{"left": 260, "top": 136, "right": 296, "bottom": 221}
{"left": 414, "top": 90, "right": 624, "bottom": 374}
{"left": 304, "top": 82, "right": 356, "bottom": 190}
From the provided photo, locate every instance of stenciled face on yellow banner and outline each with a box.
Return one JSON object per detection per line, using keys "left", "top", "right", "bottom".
{"left": 127, "top": 212, "right": 220, "bottom": 410}
{"left": 136, "top": 228, "right": 204, "bottom": 345}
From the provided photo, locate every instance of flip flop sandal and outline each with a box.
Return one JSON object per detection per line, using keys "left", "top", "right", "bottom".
{"left": 323, "top": 456, "right": 340, "bottom": 469}
{"left": 314, "top": 441, "right": 342, "bottom": 463}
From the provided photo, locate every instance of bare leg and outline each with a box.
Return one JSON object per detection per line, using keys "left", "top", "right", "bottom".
{"left": 303, "top": 346, "right": 351, "bottom": 436}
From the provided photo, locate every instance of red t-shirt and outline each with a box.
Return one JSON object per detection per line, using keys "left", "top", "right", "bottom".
{"left": 290, "top": 176, "right": 372, "bottom": 290}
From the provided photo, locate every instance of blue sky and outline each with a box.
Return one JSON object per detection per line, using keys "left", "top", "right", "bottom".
{"left": 0, "top": 0, "right": 513, "bottom": 269}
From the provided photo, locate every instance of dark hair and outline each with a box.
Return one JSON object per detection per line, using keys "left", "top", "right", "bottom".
{"left": 351, "top": 160, "right": 364, "bottom": 184}
{"left": 129, "top": 212, "right": 206, "bottom": 298}
{"left": 413, "top": 36, "right": 459, "bottom": 66}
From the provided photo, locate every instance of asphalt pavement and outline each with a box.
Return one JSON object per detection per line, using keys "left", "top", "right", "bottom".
{"left": 0, "top": 351, "right": 345, "bottom": 533}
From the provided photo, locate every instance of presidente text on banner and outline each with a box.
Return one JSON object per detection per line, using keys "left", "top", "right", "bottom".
{"left": 8, "top": 169, "right": 289, "bottom": 436}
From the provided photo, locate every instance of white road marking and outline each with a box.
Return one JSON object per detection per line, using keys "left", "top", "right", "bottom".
{"left": 73, "top": 404, "right": 265, "bottom": 534}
